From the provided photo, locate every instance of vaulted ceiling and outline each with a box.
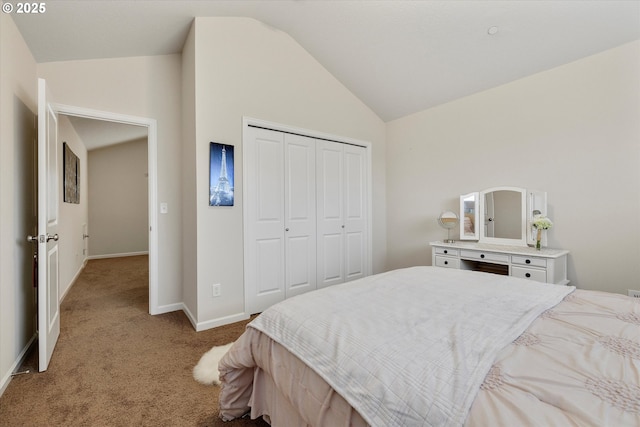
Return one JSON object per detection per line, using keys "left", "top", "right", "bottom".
{"left": 12, "top": 0, "right": 640, "bottom": 124}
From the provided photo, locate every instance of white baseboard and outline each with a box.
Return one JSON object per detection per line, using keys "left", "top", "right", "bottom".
{"left": 183, "top": 303, "right": 249, "bottom": 331}
{"left": 87, "top": 251, "right": 149, "bottom": 260}
{"left": 154, "top": 302, "right": 184, "bottom": 315}
{"left": 194, "top": 312, "right": 250, "bottom": 332}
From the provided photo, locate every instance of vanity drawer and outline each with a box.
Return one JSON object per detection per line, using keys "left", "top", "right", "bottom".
{"left": 435, "top": 256, "right": 460, "bottom": 269}
{"left": 512, "top": 255, "right": 546, "bottom": 268}
{"left": 460, "top": 250, "right": 509, "bottom": 264}
{"left": 434, "top": 247, "right": 459, "bottom": 257}
{"left": 511, "top": 266, "right": 547, "bottom": 283}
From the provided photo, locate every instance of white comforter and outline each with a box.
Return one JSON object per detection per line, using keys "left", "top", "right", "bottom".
{"left": 249, "top": 266, "right": 574, "bottom": 427}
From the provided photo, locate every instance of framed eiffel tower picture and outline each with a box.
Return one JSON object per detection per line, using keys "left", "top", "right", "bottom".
{"left": 209, "top": 142, "right": 234, "bottom": 206}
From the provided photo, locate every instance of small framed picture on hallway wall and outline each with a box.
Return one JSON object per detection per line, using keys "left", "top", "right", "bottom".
{"left": 63, "top": 142, "right": 80, "bottom": 204}
{"left": 209, "top": 142, "right": 234, "bottom": 207}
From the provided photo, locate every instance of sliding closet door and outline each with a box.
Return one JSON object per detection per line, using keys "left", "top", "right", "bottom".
{"left": 284, "top": 134, "right": 316, "bottom": 298}
{"left": 244, "top": 127, "right": 286, "bottom": 314}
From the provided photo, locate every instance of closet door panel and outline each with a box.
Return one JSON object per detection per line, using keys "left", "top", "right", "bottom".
{"left": 316, "top": 141, "right": 345, "bottom": 288}
{"left": 284, "top": 134, "right": 316, "bottom": 297}
{"left": 245, "top": 127, "right": 285, "bottom": 314}
{"left": 287, "top": 236, "right": 314, "bottom": 290}
{"left": 320, "top": 234, "right": 343, "bottom": 283}
{"left": 255, "top": 238, "right": 283, "bottom": 293}
{"left": 344, "top": 145, "right": 367, "bottom": 281}
{"left": 344, "top": 147, "right": 365, "bottom": 220}
{"left": 345, "top": 231, "right": 364, "bottom": 280}
{"left": 256, "top": 141, "right": 283, "bottom": 222}
{"left": 319, "top": 146, "right": 343, "bottom": 220}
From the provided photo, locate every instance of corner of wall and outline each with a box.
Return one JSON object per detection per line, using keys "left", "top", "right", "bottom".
{"left": 0, "top": 10, "right": 38, "bottom": 398}
{"left": 181, "top": 21, "right": 198, "bottom": 322}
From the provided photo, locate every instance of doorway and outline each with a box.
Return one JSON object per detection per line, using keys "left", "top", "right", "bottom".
{"left": 55, "top": 104, "right": 159, "bottom": 314}
{"left": 69, "top": 117, "right": 148, "bottom": 260}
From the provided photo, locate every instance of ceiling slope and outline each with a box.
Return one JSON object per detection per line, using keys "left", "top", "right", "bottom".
{"left": 11, "top": 0, "right": 640, "bottom": 121}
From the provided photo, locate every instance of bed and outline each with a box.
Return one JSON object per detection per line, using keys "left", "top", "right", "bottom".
{"left": 212, "top": 267, "right": 640, "bottom": 426}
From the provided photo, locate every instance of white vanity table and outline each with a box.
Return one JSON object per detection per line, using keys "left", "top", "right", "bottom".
{"left": 432, "top": 187, "right": 570, "bottom": 285}
{"left": 430, "top": 241, "right": 570, "bottom": 285}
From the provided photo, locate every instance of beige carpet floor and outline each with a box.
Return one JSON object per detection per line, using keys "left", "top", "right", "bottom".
{"left": 0, "top": 255, "right": 269, "bottom": 427}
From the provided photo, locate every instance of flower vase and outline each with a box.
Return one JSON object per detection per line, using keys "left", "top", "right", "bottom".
{"left": 536, "top": 228, "right": 542, "bottom": 250}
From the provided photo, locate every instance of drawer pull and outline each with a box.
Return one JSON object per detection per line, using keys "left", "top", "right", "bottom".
{"left": 480, "top": 254, "right": 485, "bottom": 259}
{"left": 526, "top": 259, "right": 531, "bottom": 264}
{"left": 444, "top": 260, "right": 448, "bottom": 265}
{"left": 526, "top": 273, "right": 531, "bottom": 278}
{"left": 444, "top": 250, "right": 448, "bottom": 254}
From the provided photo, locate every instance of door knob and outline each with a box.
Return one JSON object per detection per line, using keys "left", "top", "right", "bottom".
{"left": 46, "top": 233, "right": 59, "bottom": 242}
{"left": 27, "top": 235, "right": 39, "bottom": 243}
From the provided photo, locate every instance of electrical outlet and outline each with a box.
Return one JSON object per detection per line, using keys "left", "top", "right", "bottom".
{"left": 212, "top": 284, "right": 221, "bottom": 298}
{"left": 628, "top": 289, "right": 640, "bottom": 299}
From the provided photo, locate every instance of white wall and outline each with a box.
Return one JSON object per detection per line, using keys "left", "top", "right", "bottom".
{"left": 38, "top": 55, "right": 183, "bottom": 310}
{"left": 88, "top": 138, "right": 148, "bottom": 257}
{"left": 0, "top": 11, "right": 38, "bottom": 394}
{"left": 386, "top": 41, "right": 640, "bottom": 295}
{"left": 187, "top": 18, "right": 387, "bottom": 329}
{"left": 57, "top": 115, "right": 89, "bottom": 298}
{"left": 181, "top": 23, "right": 198, "bottom": 320}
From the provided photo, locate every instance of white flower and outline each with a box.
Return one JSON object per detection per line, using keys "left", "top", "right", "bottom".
{"left": 533, "top": 214, "right": 553, "bottom": 230}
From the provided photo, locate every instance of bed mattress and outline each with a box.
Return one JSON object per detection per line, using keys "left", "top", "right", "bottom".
{"left": 217, "top": 268, "right": 639, "bottom": 426}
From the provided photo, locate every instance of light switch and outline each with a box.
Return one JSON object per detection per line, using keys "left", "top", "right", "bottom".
{"left": 160, "top": 202, "right": 168, "bottom": 214}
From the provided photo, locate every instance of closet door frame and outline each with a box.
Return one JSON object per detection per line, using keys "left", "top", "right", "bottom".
{"left": 242, "top": 117, "right": 373, "bottom": 314}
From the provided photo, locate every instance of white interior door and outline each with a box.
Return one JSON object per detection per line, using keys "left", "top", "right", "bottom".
{"left": 37, "top": 78, "right": 61, "bottom": 372}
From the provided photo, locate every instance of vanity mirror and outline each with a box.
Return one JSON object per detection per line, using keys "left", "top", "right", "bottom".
{"left": 480, "top": 187, "right": 527, "bottom": 246}
{"left": 460, "top": 187, "right": 547, "bottom": 247}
